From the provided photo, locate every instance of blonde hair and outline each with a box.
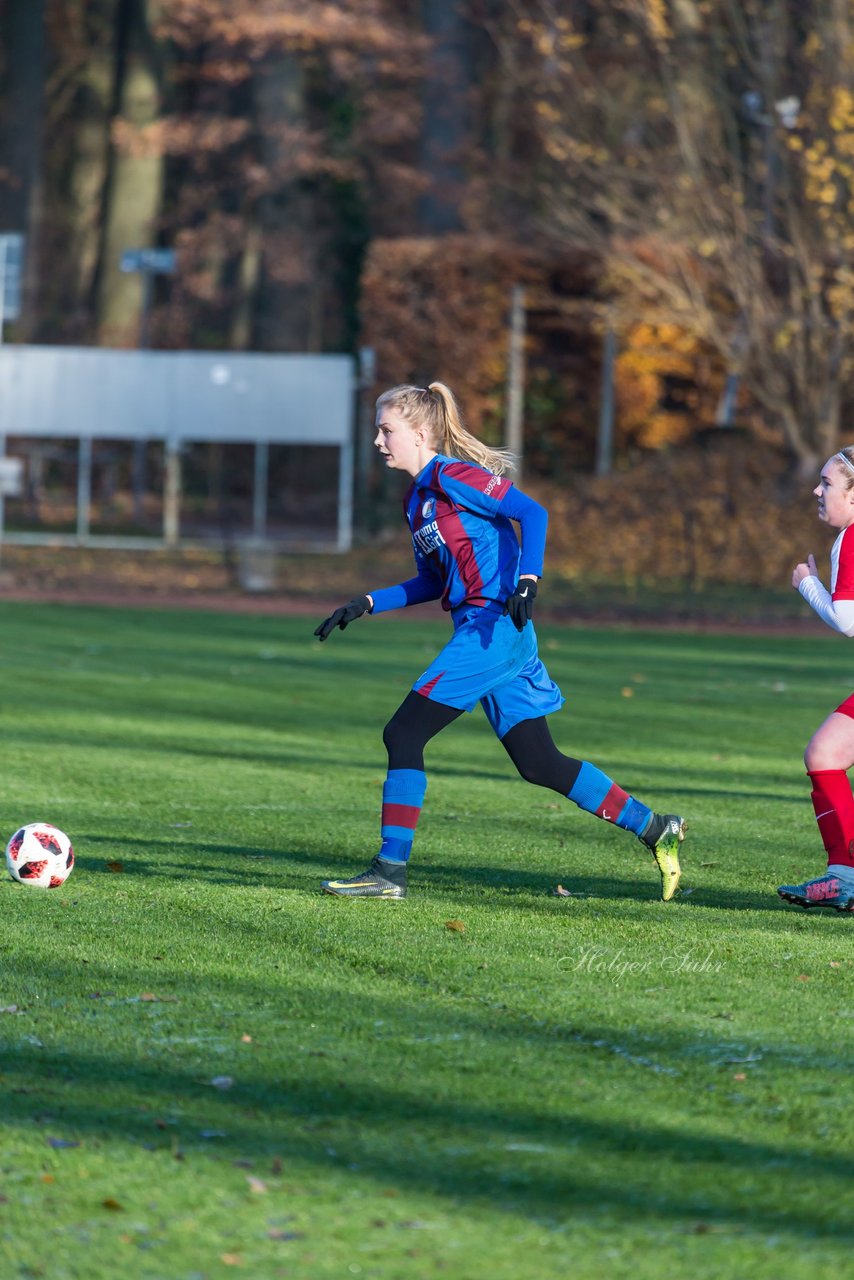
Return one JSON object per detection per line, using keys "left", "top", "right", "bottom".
{"left": 376, "top": 382, "right": 516, "bottom": 476}
{"left": 836, "top": 447, "right": 854, "bottom": 489}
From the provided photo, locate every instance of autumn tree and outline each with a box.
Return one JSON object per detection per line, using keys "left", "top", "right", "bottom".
{"left": 512, "top": 0, "right": 854, "bottom": 470}
{"left": 148, "top": 0, "right": 419, "bottom": 352}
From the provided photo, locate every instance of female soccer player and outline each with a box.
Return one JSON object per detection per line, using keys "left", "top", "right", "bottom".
{"left": 779, "top": 446, "right": 854, "bottom": 911}
{"left": 315, "top": 382, "right": 686, "bottom": 901}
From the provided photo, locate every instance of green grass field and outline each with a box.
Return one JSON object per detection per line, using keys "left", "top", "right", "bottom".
{"left": 1, "top": 602, "right": 853, "bottom": 1279}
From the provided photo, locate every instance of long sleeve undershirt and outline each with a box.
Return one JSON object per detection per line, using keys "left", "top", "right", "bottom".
{"left": 799, "top": 575, "right": 854, "bottom": 637}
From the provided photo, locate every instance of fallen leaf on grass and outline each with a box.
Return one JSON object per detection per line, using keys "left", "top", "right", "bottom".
{"left": 102, "top": 1198, "right": 123, "bottom": 1211}
{"left": 221, "top": 1254, "right": 242, "bottom": 1266}
{"left": 733, "top": 1073, "right": 747, "bottom": 1081}
{"left": 798, "top": 975, "right": 810, "bottom": 982}
{"left": 105, "top": 861, "right": 124, "bottom": 874}
{"left": 621, "top": 687, "right": 635, "bottom": 698}
{"left": 240, "top": 1034, "right": 252, "bottom": 1043}
{"left": 444, "top": 919, "right": 465, "bottom": 934}
{"left": 246, "top": 1176, "right": 267, "bottom": 1195}
{"left": 830, "top": 962, "right": 841, "bottom": 968}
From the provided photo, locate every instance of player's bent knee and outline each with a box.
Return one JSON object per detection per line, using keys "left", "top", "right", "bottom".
{"left": 805, "top": 744, "right": 854, "bottom": 771}
{"left": 382, "top": 713, "right": 410, "bottom": 758}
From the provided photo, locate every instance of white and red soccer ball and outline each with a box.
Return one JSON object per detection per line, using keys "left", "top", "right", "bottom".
{"left": 5, "top": 823, "right": 74, "bottom": 889}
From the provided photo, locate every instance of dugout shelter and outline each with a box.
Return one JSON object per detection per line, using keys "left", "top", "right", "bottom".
{"left": 0, "top": 345, "right": 355, "bottom": 552}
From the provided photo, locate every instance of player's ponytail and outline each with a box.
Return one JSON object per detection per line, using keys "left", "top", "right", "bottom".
{"left": 376, "top": 381, "right": 516, "bottom": 476}
{"left": 427, "top": 383, "right": 516, "bottom": 476}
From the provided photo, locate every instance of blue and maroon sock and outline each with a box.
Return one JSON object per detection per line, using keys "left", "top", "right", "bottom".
{"left": 378, "top": 768, "right": 427, "bottom": 867}
{"left": 567, "top": 761, "right": 653, "bottom": 838}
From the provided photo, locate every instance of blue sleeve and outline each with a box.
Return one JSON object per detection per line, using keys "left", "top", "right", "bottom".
{"left": 498, "top": 487, "right": 548, "bottom": 578}
{"left": 369, "top": 565, "right": 443, "bottom": 614}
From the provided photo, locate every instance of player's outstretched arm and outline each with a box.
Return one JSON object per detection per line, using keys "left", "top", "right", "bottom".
{"left": 314, "top": 595, "right": 372, "bottom": 641}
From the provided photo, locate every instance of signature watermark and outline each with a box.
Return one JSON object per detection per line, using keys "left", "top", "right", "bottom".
{"left": 558, "top": 944, "right": 723, "bottom": 982}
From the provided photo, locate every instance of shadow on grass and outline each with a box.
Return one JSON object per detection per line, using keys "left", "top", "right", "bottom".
{"left": 72, "top": 833, "right": 679, "bottom": 905}
{"left": 71, "top": 834, "right": 846, "bottom": 924}
{"left": 0, "top": 992, "right": 852, "bottom": 1244}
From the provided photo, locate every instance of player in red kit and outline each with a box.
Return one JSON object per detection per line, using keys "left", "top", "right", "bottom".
{"left": 315, "top": 382, "right": 686, "bottom": 901}
{"left": 780, "top": 447, "right": 854, "bottom": 911}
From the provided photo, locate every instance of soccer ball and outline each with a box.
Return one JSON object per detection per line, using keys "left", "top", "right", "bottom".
{"left": 5, "top": 823, "right": 75, "bottom": 889}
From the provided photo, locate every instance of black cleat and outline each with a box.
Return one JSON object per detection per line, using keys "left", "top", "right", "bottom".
{"left": 322, "top": 856, "right": 407, "bottom": 899}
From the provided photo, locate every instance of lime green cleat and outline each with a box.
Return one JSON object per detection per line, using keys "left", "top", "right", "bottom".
{"left": 644, "top": 815, "right": 686, "bottom": 902}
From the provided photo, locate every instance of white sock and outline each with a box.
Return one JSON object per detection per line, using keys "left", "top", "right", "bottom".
{"left": 826, "top": 863, "right": 854, "bottom": 885}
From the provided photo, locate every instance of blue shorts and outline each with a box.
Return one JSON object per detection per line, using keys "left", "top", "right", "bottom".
{"left": 412, "top": 602, "right": 564, "bottom": 739}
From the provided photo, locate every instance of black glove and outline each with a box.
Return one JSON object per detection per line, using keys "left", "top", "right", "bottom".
{"left": 503, "top": 578, "right": 538, "bottom": 631}
{"left": 314, "top": 595, "right": 371, "bottom": 641}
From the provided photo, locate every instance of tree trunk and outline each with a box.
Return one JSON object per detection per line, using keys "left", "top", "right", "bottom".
{"left": 252, "top": 53, "right": 316, "bottom": 352}
{"left": 36, "top": 0, "right": 119, "bottom": 342}
{"left": 0, "top": 0, "right": 47, "bottom": 337}
{"left": 228, "top": 219, "right": 262, "bottom": 352}
{"left": 418, "top": 0, "right": 472, "bottom": 233}
{"left": 96, "top": 0, "right": 165, "bottom": 346}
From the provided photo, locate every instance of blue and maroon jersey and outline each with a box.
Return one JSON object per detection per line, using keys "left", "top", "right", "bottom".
{"left": 370, "top": 454, "right": 548, "bottom": 615}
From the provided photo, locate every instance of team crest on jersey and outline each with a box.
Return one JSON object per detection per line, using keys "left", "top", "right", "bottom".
{"left": 421, "top": 498, "right": 436, "bottom": 519}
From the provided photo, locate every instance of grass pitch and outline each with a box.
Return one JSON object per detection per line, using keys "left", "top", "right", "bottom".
{"left": 0, "top": 602, "right": 852, "bottom": 1279}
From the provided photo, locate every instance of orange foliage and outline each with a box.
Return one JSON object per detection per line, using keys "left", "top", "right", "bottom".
{"left": 360, "top": 235, "right": 555, "bottom": 434}
{"left": 616, "top": 321, "right": 718, "bottom": 450}
{"left": 538, "top": 438, "right": 821, "bottom": 588}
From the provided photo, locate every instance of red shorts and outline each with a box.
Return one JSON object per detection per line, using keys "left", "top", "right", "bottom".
{"left": 836, "top": 694, "right": 854, "bottom": 719}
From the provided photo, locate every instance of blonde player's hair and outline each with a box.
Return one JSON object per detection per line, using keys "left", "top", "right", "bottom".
{"left": 835, "top": 447, "right": 854, "bottom": 489}
{"left": 376, "top": 382, "right": 516, "bottom": 476}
